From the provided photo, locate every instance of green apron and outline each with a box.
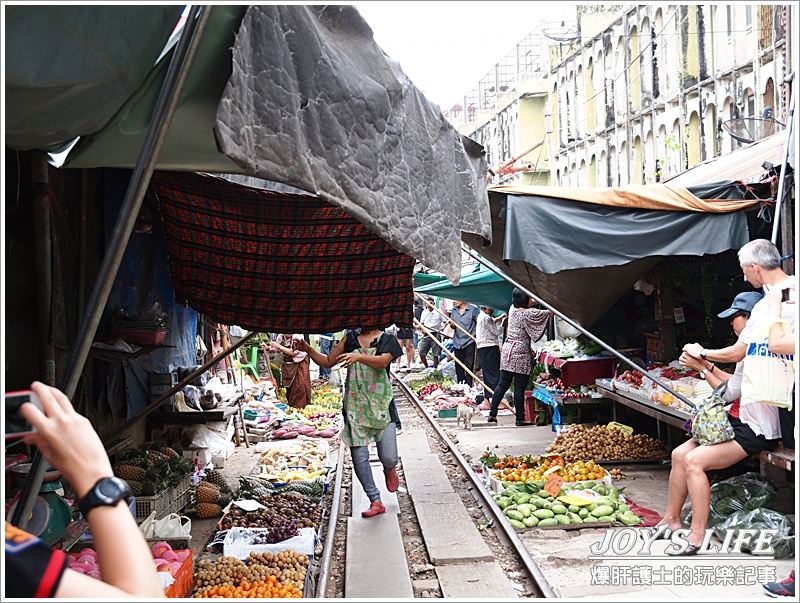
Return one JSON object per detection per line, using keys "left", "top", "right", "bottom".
{"left": 342, "top": 343, "right": 393, "bottom": 447}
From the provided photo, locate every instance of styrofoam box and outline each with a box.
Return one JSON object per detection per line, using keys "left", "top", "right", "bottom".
{"left": 223, "top": 527, "right": 317, "bottom": 559}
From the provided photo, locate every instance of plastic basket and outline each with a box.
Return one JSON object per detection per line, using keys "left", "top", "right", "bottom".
{"left": 164, "top": 549, "right": 194, "bottom": 598}
{"left": 134, "top": 474, "right": 191, "bottom": 520}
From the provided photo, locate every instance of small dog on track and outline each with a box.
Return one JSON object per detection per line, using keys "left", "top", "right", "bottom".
{"left": 457, "top": 403, "right": 480, "bottom": 430}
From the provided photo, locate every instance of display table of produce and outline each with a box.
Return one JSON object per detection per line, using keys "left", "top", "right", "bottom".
{"left": 193, "top": 552, "right": 309, "bottom": 598}
{"left": 545, "top": 423, "right": 669, "bottom": 464}
{"left": 256, "top": 439, "right": 332, "bottom": 484}
{"left": 481, "top": 452, "right": 613, "bottom": 493}
{"left": 596, "top": 380, "right": 690, "bottom": 430}
{"left": 491, "top": 479, "right": 650, "bottom": 530}
{"left": 536, "top": 343, "right": 616, "bottom": 387}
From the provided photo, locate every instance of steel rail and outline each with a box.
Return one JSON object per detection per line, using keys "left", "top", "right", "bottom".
{"left": 315, "top": 436, "right": 346, "bottom": 597}
{"left": 392, "top": 372, "right": 556, "bottom": 598}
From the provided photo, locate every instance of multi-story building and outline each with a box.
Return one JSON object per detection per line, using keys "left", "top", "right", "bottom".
{"left": 547, "top": 4, "right": 793, "bottom": 187}
{"left": 446, "top": 21, "right": 575, "bottom": 185}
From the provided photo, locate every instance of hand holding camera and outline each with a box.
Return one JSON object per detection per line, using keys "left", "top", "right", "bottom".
{"left": 9, "top": 382, "right": 114, "bottom": 499}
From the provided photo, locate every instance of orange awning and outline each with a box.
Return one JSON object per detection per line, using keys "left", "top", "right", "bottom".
{"left": 489, "top": 183, "right": 759, "bottom": 213}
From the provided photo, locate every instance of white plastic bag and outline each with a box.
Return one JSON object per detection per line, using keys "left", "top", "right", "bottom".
{"left": 141, "top": 512, "right": 192, "bottom": 539}
{"left": 741, "top": 319, "right": 795, "bottom": 410}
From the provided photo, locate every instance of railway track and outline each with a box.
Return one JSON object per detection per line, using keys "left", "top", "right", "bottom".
{"left": 392, "top": 374, "right": 555, "bottom": 598}
{"left": 315, "top": 373, "right": 555, "bottom": 597}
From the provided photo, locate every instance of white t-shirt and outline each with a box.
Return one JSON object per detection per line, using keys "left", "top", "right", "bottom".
{"left": 420, "top": 307, "right": 444, "bottom": 332}
{"left": 476, "top": 311, "right": 503, "bottom": 348}
{"left": 738, "top": 276, "right": 797, "bottom": 346}
{"left": 735, "top": 275, "right": 796, "bottom": 440}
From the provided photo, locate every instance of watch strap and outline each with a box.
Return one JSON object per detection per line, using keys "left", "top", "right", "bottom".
{"left": 78, "top": 477, "right": 132, "bottom": 517}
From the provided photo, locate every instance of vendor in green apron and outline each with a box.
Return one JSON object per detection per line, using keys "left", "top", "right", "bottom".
{"left": 297, "top": 327, "right": 402, "bottom": 517}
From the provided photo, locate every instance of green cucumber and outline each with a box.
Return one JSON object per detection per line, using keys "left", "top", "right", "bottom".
{"left": 523, "top": 516, "right": 539, "bottom": 528}
{"left": 537, "top": 518, "right": 558, "bottom": 527}
{"left": 550, "top": 504, "right": 568, "bottom": 515}
{"left": 533, "top": 508, "right": 555, "bottom": 520}
{"left": 555, "top": 514, "right": 571, "bottom": 525}
{"left": 509, "top": 519, "right": 526, "bottom": 529}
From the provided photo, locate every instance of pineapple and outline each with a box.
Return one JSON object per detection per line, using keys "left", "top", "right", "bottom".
{"left": 145, "top": 449, "right": 169, "bottom": 463}
{"left": 196, "top": 483, "right": 220, "bottom": 504}
{"left": 196, "top": 503, "right": 222, "bottom": 519}
{"left": 115, "top": 464, "right": 146, "bottom": 482}
{"left": 162, "top": 447, "right": 180, "bottom": 459}
{"left": 204, "top": 469, "right": 227, "bottom": 489}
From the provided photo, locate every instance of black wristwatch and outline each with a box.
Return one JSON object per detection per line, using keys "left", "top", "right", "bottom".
{"left": 78, "top": 476, "right": 133, "bottom": 517}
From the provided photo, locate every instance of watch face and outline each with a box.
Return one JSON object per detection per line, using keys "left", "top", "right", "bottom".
{"left": 97, "top": 477, "right": 126, "bottom": 503}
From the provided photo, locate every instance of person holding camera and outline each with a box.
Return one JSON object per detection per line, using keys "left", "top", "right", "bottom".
{"left": 5, "top": 382, "right": 163, "bottom": 598}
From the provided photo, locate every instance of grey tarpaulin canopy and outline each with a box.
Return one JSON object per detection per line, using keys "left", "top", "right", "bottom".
{"left": 47, "top": 5, "right": 490, "bottom": 283}
{"left": 463, "top": 180, "right": 762, "bottom": 327}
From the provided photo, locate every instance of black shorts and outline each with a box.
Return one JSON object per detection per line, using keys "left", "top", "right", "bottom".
{"left": 397, "top": 328, "right": 414, "bottom": 340}
{"left": 728, "top": 415, "right": 780, "bottom": 456}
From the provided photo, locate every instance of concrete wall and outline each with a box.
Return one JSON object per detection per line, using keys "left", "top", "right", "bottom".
{"left": 548, "top": 4, "right": 791, "bottom": 186}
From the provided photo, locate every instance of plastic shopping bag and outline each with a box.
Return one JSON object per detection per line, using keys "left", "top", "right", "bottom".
{"left": 741, "top": 318, "right": 795, "bottom": 410}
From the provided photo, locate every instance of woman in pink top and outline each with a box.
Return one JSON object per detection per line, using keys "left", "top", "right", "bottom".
{"left": 488, "top": 289, "right": 551, "bottom": 426}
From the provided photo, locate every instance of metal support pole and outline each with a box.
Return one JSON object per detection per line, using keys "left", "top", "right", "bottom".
{"left": 414, "top": 318, "right": 492, "bottom": 395}
{"left": 32, "top": 153, "right": 55, "bottom": 385}
{"left": 414, "top": 292, "right": 478, "bottom": 345}
{"left": 108, "top": 331, "right": 259, "bottom": 451}
{"left": 461, "top": 246, "right": 696, "bottom": 408}
{"left": 771, "top": 97, "right": 794, "bottom": 244}
{"left": 12, "top": 6, "right": 209, "bottom": 529}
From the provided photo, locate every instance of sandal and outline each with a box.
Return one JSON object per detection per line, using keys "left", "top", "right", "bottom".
{"left": 361, "top": 501, "right": 386, "bottom": 518}
{"left": 666, "top": 543, "right": 701, "bottom": 556}
{"left": 384, "top": 467, "right": 399, "bottom": 493}
{"left": 642, "top": 525, "right": 673, "bottom": 540}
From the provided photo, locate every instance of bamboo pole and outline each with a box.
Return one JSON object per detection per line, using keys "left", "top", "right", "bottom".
{"left": 414, "top": 292, "right": 477, "bottom": 344}
{"left": 414, "top": 318, "right": 492, "bottom": 395}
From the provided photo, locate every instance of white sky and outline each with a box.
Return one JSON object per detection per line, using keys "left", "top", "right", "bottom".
{"left": 352, "top": 2, "right": 577, "bottom": 110}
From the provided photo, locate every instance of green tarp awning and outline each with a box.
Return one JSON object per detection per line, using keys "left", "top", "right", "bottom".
{"left": 6, "top": 5, "right": 183, "bottom": 151}
{"left": 62, "top": 6, "right": 248, "bottom": 172}
{"left": 415, "top": 264, "right": 514, "bottom": 310}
